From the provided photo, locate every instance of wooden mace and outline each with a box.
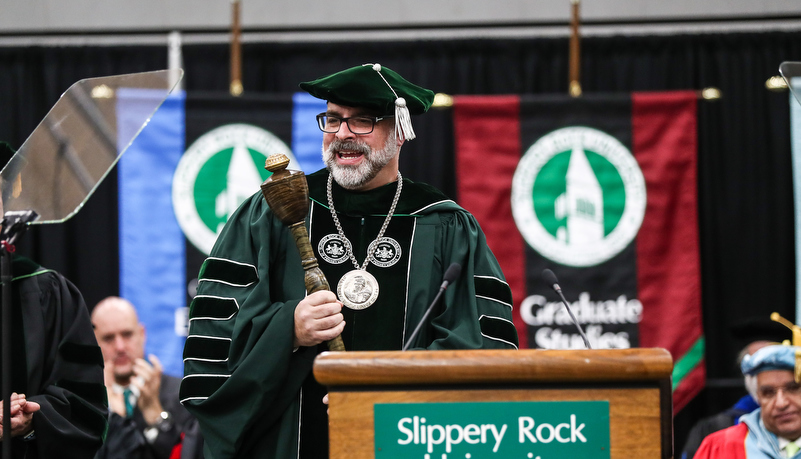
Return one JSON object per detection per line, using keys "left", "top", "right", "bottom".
{"left": 260, "top": 153, "right": 346, "bottom": 352}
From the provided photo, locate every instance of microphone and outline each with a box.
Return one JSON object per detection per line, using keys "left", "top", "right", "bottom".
{"left": 541, "top": 269, "right": 592, "bottom": 349}
{"left": 402, "top": 263, "right": 462, "bottom": 351}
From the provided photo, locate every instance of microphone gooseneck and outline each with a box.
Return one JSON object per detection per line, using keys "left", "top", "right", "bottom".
{"left": 541, "top": 269, "right": 592, "bottom": 349}
{"left": 402, "top": 262, "right": 462, "bottom": 351}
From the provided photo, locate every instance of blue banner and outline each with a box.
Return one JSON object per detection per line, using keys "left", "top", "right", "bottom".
{"left": 292, "top": 92, "right": 326, "bottom": 173}
{"left": 117, "top": 90, "right": 187, "bottom": 377}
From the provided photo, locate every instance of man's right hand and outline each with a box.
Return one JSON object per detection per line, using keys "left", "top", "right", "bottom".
{"left": 293, "top": 291, "right": 345, "bottom": 348}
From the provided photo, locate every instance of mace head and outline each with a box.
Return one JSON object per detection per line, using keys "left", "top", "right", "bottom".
{"left": 264, "top": 153, "right": 291, "bottom": 174}
{"left": 260, "top": 153, "right": 310, "bottom": 225}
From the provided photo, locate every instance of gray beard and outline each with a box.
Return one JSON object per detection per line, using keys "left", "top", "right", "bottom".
{"left": 323, "top": 136, "right": 398, "bottom": 190}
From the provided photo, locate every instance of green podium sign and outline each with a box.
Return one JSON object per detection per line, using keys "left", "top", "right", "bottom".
{"left": 375, "top": 400, "right": 610, "bottom": 459}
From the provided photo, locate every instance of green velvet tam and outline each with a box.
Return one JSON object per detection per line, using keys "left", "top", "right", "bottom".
{"left": 299, "top": 64, "right": 435, "bottom": 116}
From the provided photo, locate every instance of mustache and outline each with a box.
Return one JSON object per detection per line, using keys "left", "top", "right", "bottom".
{"left": 327, "top": 139, "right": 371, "bottom": 156}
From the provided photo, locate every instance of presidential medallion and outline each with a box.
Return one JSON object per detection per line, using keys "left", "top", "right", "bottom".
{"left": 327, "top": 172, "right": 402, "bottom": 311}
{"left": 337, "top": 269, "right": 380, "bottom": 310}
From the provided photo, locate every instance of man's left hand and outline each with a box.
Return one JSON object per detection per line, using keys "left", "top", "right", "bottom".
{"left": 131, "top": 355, "right": 164, "bottom": 426}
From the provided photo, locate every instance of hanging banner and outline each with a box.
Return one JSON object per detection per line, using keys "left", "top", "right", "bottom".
{"left": 454, "top": 92, "right": 703, "bottom": 411}
{"left": 118, "top": 90, "right": 187, "bottom": 377}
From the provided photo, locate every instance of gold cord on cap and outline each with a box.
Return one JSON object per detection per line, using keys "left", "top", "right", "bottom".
{"left": 771, "top": 312, "right": 801, "bottom": 346}
{"left": 770, "top": 313, "right": 801, "bottom": 383}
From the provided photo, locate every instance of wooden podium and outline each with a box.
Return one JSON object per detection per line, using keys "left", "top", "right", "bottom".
{"left": 314, "top": 348, "right": 673, "bottom": 459}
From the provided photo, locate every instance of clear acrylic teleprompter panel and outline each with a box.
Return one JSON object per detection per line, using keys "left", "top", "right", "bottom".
{"left": 781, "top": 61, "right": 801, "bottom": 107}
{"left": 1, "top": 69, "right": 183, "bottom": 224}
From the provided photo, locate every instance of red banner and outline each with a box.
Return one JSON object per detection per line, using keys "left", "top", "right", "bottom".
{"left": 454, "top": 92, "right": 703, "bottom": 411}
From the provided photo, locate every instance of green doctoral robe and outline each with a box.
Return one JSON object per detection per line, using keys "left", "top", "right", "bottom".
{"left": 181, "top": 169, "right": 518, "bottom": 459}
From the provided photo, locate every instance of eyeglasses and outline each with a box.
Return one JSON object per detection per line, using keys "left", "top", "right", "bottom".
{"left": 316, "top": 113, "right": 393, "bottom": 135}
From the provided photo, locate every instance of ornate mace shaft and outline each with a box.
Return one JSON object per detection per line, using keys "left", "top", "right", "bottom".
{"left": 260, "top": 154, "right": 345, "bottom": 352}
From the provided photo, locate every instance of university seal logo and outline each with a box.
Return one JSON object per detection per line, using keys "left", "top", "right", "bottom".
{"left": 172, "top": 123, "right": 298, "bottom": 255}
{"left": 369, "top": 237, "right": 402, "bottom": 268}
{"left": 511, "top": 126, "right": 647, "bottom": 267}
{"left": 318, "top": 234, "right": 351, "bottom": 265}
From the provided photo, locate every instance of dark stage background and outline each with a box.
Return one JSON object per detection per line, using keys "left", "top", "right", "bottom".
{"left": 1, "top": 30, "right": 800, "bottom": 452}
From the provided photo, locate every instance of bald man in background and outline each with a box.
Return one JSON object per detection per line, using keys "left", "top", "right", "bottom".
{"left": 91, "top": 297, "right": 202, "bottom": 459}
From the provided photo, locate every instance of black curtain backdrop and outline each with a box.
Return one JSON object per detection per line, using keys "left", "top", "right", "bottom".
{"left": 1, "top": 30, "right": 800, "bottom": 451}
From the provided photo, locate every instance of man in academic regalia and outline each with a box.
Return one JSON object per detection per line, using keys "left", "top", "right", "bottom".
{"left": 682, "top": 317, "right": 791, "bottom": 459}
{"left": 0, "top": 142, "right": 108, "bottom": 457}
{"left": 695, "top": 344, "right": 801, "bottom": 458}
{"left": 180, "top": 64, "right": 519, "bottom": 459}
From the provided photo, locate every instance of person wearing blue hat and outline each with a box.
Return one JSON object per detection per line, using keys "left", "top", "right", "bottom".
{"left": 695, "top": 344, "right": 801, "bottom": 458}
{"left": 181, "top": 64, "right": 519, "bottom": 459}
{"left": 681, "top": 317, "right": 791, "bottom": 459}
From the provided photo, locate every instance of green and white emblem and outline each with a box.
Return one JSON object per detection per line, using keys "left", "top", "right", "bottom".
{"left": 511, "top": 126, "right": 646, "bottom": 267}
{"left": 172, "top": 123, "right": 299, "bottom": 255}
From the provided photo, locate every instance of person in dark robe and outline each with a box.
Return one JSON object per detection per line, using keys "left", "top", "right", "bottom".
{"left": 0, "top": 141, "right": 108, "bottom": 457}
{"left": 180, "top": 64, "right": 519, "bottom": 459}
